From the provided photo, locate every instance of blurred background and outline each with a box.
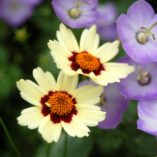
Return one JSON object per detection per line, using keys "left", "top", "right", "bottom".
{"left": 0, "top": 0, "right": 157, "bottom": 157}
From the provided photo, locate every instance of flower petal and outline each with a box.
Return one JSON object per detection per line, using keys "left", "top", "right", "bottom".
{"left": 33, "top": 67, "right": 56, "bottom": 92}
{"left": 73, "top": 85, "right": 103, "bottom": 104}
{"left": 17, "top": 79, "right": 45, "bottom": 106}
{"left": 77, "top": 106, "right": 106, "bottom": 126}
{"left": 48, "top": 40, "right": 71, "bottom": 57}
{"left": 138, "top": 100, "right": 157, "bottom": 120}
{"left": 56, "top": 24, "right": 79, "bottom": 51}
{"left": 99, "top": 83, "right": 128, "bottom": 129}
{"left": 137, "top": 119, "right": 157, "bottom": 136}
{"left": 127, "top": 0, "right": 154, "bottom": 25}
{"left": 92, "top": 63, "right": 135, "bottom": 86}
{"left": 17, "top": 107, "right": 43, "bottom": 129}
{"left": 61, "top": 116, "right": 90, "bottom": 137}
{"left": 38, "top": 116, "right": 62, "bottom": 143}
{"left": 96, "top": 40, "right": 120, "bottom": 62}
{"left": 56, "top": 71, "right": 78, "bottom": 92}
{"left": 80, "top": 25, "right": 100, "bottom": 53}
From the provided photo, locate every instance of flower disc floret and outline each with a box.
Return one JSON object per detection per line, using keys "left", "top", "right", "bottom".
{"left": 76, "top": 52, "right": 100, "bottom": 71}
{"left": 48, "top": 92, "right": 74, "bottom": 116}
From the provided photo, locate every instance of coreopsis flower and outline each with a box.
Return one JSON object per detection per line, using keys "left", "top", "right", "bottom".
{"left": 117, "top": 0, "right": 157, "bottom": 64}
{"left": 96, "top": 3, "right": 118, "bottom": 41}
{"left": 52, "top": 0, "right": 99, "bottom": 28}
{"left": 79, "top": 80, "right": 128, "bottom": 129}
{"left": 48, "top": 24, "right": 134, "bottom": 86}
{"left": 119, "top": 56, "right": 157, "bottom": 100}
{"left": 137, "top": 100, "right": 157, "bottom": 136}
{"left": 17, "top": 67, "right": 105, "bottom": 143}
{"left": 0, "top": 0, "right": 41, "bottom": 27}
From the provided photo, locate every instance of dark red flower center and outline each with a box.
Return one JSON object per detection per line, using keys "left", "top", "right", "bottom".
{"left": 40, "top": 91, "right": 77, "bottom": 123}
{"left": 68, "top": 51, "right": 105, "bottom": 75}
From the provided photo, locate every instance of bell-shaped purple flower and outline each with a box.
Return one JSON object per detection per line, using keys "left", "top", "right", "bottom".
{"left": 0, "top": 0, "right": 41, "bottom": 27}
{"left": 119, "top": 56, "right": 157, "bottom": 100}
{"left": 117, "top": 0, "right": 157, "bottom": 64}
{"left": 96, "top": 3, "right": 118, "bottom": 41}
{"left": 98, "top": 83, "right": 128, "bottom": 129}
{"left": 52, "top": 0, "right": 99, "bottom": 28}
{"left": 137, "top": 100, "right": 157, "bottom": 136}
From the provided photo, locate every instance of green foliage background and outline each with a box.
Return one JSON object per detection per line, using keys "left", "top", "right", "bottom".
{"left": 0, "top": 0, "right": 157, "bottom": 157}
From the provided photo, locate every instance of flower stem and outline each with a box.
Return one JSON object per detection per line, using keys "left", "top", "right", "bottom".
{"left": 0, "top": 117, "right": 21, "bottom": 157}
{"left": 46, "top": 143, "right": 51, "bottom": 157}
{"left": 64, "top": 133, "right": 68, "bottom": 157}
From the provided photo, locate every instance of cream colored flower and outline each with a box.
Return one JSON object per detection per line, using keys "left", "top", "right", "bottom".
{"left": 17, "top": 67, "right": 105, "bottom": 143}
{"left": 48, "top": 24, "right": 135, "bottom": 86}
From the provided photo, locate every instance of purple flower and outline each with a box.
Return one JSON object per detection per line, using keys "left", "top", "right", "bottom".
{"left": 119, "top": 56, "right": 157, "bottom": 100}
{"left": 98, "top": 83, "right": 128, "bottom": 129}
{"left": 79, "top": 80, "right": 128, "bottom": 129}
{"left": 137, "top": 100, "right": 157, "bottom": 136}
{"left": 117, "top": 0, "right": 157, "bottom": 64}
{"left": 52, "top": 0, "right": 99, "bottom": 28}
{"left": 0, "top": 0, "right": 41, "bottom": 27}
{"left": 27, "top": 0, "right": 42, "bottom": 6}
{"left": 96, "top": 3, "right": 118, "bottom": 41}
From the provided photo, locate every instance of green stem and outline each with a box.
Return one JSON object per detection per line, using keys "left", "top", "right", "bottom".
{"left": 0, "top": 117, "right": 21, "bottom": 157}
{"left": 64, "top": 133, "right": 68, "bottom": 157}
{"left": 46, "top": 143, "right": 51, "bottom": 157}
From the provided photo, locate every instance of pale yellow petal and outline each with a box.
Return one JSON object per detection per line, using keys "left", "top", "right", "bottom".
{"left": 92, "top": 63, "right": 135, "bottom": 86}
{"left": 56, "top": 24, "right": 79, "bottom": 52}
{"left": 17, "top": 79, "right": 45, "bottom": 106}
{"left": 38, "top": 116, "right": 62, "bottom": 143}
{"left": 56, "top": 71, "right": 78, "bottom": 92}
{"left": 48, "top": 40, "right": 71, "bottom": 57}
{"left": 96, "top": 40, "right": 120, "bottom": 62}
{"left": 61, "top": 116, "right": 90, "bottom": 137}
{"left": 17, "top": 107, "right": 43, "bottom": 129}
{"left": 33, "top": 67, "right": 56, "bottom": 92}
{"left": 80, "top": 25, "right": 100, "bottom": 53}
{"left": 73, "top": 85, "right": 103, "bottom": 104}
{"left": 77, "top": 107, "right": 106, "bottom": 126}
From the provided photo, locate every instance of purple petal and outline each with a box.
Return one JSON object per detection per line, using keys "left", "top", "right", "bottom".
{"left": 138, "top": 100, "right": 157, "bottom": 119}
{"left": 122, "top": 40, "right": 157, "bottom": 64}
{"left": 127, "top": 0, "right": 154, "bottom": 25}
{"left": 137, "top": 100, "right": 157, "bottom": 136}
{"left": 137, "top": 119, "right": 157, "bottom": 136}
{"left": 119, "top": 56, "right": 157, "bottom": 100}
{"left": 96, "top": 3, "right": 118, "bottom": 41}
{"left": 26, "top": 0, "right": 42, "bottom": 6}
{"left": 117, "top": 14, "right": 137, "bottom": 43}
{"left": 97, "top": 23, "right": 117, "bottom": 41}
{"left": 98, "top": 83, "right": 128, "bottom": 129}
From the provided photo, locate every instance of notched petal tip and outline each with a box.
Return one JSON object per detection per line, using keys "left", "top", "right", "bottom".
{"left": 60, "top": 23, "right": 67, "bottom": 29}
{"left": 113, "top": 40, "right": 120, "bottom": 47}
{"left": 16, "top": 79, "right": 25, "bottom": 90}
{"left": 33, "top": 67, "right": 43, "bottom": 75}
{"left": 128, "top": 65, "right": 135, "bottom": 73}
{"left": 47, "top": 40, "right": 54, "bottom": 49}
{"left": 88, "top": 25, "right": 97, "bottom": 34}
